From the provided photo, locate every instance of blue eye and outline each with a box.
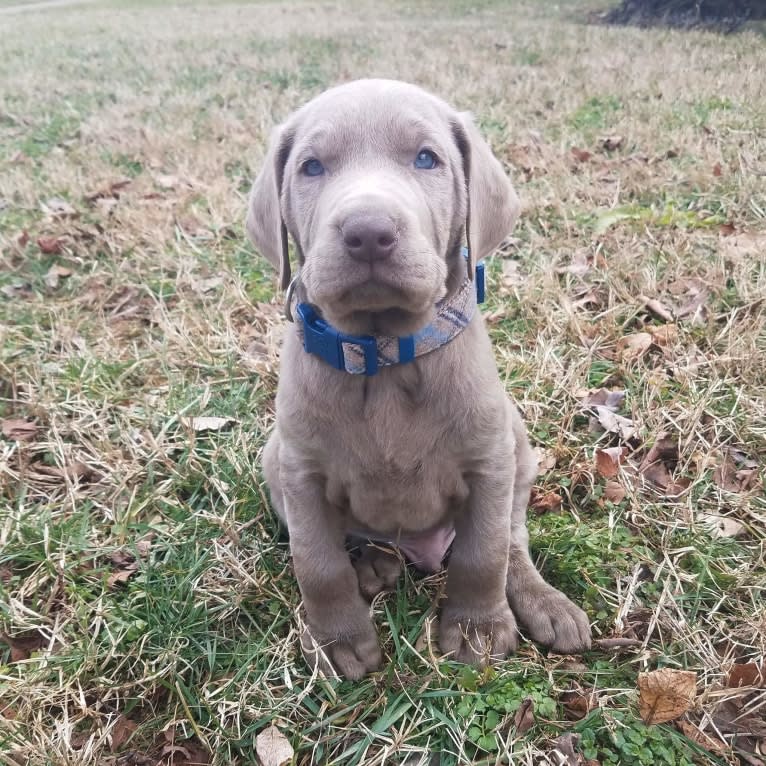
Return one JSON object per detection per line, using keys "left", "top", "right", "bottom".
{"left": 302, "top": 158, "right": 325, "bottom": 177}
{"left": 414, "top": 149, "right": 438, "bottom": 170}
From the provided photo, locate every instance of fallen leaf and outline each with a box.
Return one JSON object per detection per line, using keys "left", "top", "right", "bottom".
{"left": 638, "top": 668, "right": 696, "bottom": 724}
{"left": 2, "top": 419, "right": 38, "bottom": 441}
{"left": 638, "top": 432, "right": 679, "bottom": 491}
{"left": 647, "top": 324, "right": 678, "bottom": 346}
{"left": 37, "top": 236, "right": 64, "bottom": 255}
{"left": 535, "top": 447, "right": 557, "bottom": 473}
{"left": 596, "top": 637, "right": 643, "bottom": 650}
{"left": 604, "top": 480, "right": 626, "bottom": 503}
{"left": 34, "top": 461, "right": 95, "bottom": 483}
{"left": 712, "top": 162, "right": 723, "bottom": 177}
{"left": 85, "top": 178, "right": 131, "bottom": 203}
{"left": 676, "top": 720, "right": 728, "bottom": 757}
{"left": 617, "top": 332, "right": 653, "bottom": 361}
{"left": 181, "top": 416, "right": 236, "bottom": 432}
{"left": 711, "top": 697, "right": 766, "bottom": 737}
{"left": 600, "top": 135, "right": 623, "bottom": 151}
{"left": 45, "top": 264, "right": 73, "bottom": 289}
{"left": 714, "top": 452, "right": 761, "bottom": 493}
{"left": 570, "top": 147, "right": 592, "bottom": 163}
{"left": 719, "top": 222, "right": 736, "bottom": 236}
{"left": 255, "top": 725, "right": 294, "bottom": 766}
{"left": 581, "top": 388, "right": 625, "bottom": 412}
{"left": 514, "top": 697, "right": 535, "bottom": 735}
{"left": 727, "top": 662, "right": 766, "bottom": 688}
{"left": 191, "top": 276, "right": 224, "bottom": 293}
{"left": 699, "top": 513, "right": 745, "bottom": 538}
{"left": 42, "top": 197, "right": 77, "bottom": 217}
{"left": 107, "top": 567, "right": 138, "bottom": 588}
{"left": 550, "top": 732, "right": 583, "bottom": 765}
{"left": 16, "top": 230, "right": 29, "bottom": 248}
{"left": 530, "top": 489, "right": 563, "bottom": 514}
{"left": 642, "top": 296, "right": 674, "bottom": 322}
{"left": 1, "top": 631, "right": 47, "bottom": 663}
{"left": 595, "top": 446, "right": 627, "bottom": 478}
{"left": 593, "top": 406, "right": 636, "bottom": 441}
{"left": 561, "top": 685, "right": 596, "bottom": 720}
{"left": 109, "top": 714, "right": 138, "bottom": 751}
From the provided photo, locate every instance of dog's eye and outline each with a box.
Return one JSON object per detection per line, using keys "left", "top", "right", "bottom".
{"left": 301, "top": 158, "right": 325, "bottom": 177}
{"left": 414, "top": 149, "right": 438, "bottom": 170}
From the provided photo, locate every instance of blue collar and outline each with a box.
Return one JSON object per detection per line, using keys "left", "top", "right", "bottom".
{"left": 290, "top": 250, "right": 485, "bottom": 376}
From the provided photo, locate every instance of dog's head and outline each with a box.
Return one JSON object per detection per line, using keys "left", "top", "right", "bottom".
{"left": 247, "top": 79, "right": 520, "bottom": 335}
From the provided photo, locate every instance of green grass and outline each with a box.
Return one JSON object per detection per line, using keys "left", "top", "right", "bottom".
{"left": 1, "top": 1, "right": 765, "bottom": 765}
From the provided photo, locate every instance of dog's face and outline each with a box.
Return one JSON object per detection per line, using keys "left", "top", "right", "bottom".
{"left": 247, "top": 79, "right": 520, "bottom": 335}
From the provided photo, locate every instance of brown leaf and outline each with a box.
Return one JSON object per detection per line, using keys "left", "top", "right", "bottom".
{"left": 719, "top": 222, "right": 736, "bottom": 236}
{"left": 727, "top": 662, "right": 766, "bottom": 688}
{"left": 513, "top": 697, "right": 535, "bottom": 735}
{"left": 561, "top": 686, "right": 596, "bottom": 720}
{"left": 617, "top": 332, "right": 653, "bottom": 361}
{"left": 600, "top": 135, "right": 624, "bottom": 151}
{"left": 593, "top": 406, "right": 636, "bottom": 441}
{"left": 638, "top": 668, "right": 696, "bottom": 724}
{"left": 37, "top": 236, "right": 64, "bottom": 255}
{"left": 642, "top": 296, "right": 674, "bottom": 322}
{"left": 530, "top": 489, "right": 563, "bottom": 514}
{"left": 180, "top": 416, "right": 236, "bottom": 432}
{"left": 712, "top": 162, "right": 723, "bottom": 177}
{"left": 595, "top": 446, "right": 627, "bottom": 478}
{"left": 676, "top": 720, "right": 728, "bottom": 757}
{"left": 551, "top": 732, "right": 584, "bottom": 765}
{"left": 16, "top": 230, "right": 29, "bottom": 248}
{"left": 44, "top": 264, "right": 73, "bottom": 289}
{"left": 571, "top": 147, "right": 592, "bottom": 163}
{"left": 647, "top": 324, "right": 678, "bottom": 346}
{"left": 110, "top": 714, "right": 138, "bottom": 751}
{"left": 714, "top": 451, "right": 760, "bottom": 493}
{"left": 107, "top": 567, "right": 138, "bottom": 588}
{"left": 596, "top": 637, "right": 643, "bottom": 650}
{"left": 604, "top": 480, "right": 626, "bottom": 503}
{"left": 581, "top": 389, "right": 625, "bottom": 412}
{"left": 85, "top": 178, "right": 131, "bottom": 203}
{"left": 638, "top": 433, "right": 679, "bottom": 491}
{"left": 255, "top": 725, "right": 294, "bottom": 766}
{"left": 34, "top": 461, "right": 95, "bottom": 483}
{"left": 711, "top": 697, "right": 766, "bottom": 737}
{"left": 2, "top": 419, "right": 38, "bottom": 442}
{"left": 699, "top": 513, "right": 745, "bottom": 538}
{"left": 535, "top": 447, "right": 557, "bottom": 474}
{"left": 1, "top": 631, "right": 47, "bottom": 663}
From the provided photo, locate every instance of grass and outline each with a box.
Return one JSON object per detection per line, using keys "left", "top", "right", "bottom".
{"left": 1, "top": 0, "right": 765, "bottom": 764}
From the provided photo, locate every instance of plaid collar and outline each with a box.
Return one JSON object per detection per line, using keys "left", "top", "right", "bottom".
{"left": 287, "top": 249, "right": 485, "bottom": 376}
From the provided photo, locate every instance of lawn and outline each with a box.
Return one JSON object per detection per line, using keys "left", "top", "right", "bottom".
{"left": 0, "top": 1, "right": 764, "bottom": 764}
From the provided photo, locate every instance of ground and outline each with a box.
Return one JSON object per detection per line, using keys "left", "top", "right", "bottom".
{"left": 0, "top": 1, "right": 764, "bottom": 765}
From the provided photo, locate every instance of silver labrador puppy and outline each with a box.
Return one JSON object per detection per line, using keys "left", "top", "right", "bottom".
{"left": 247, "top": 79, "right": 591, "bottom": 680}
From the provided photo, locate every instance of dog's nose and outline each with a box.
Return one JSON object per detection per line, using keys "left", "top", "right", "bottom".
{"left": 341, "top": 213, "right": 397, "bottom": 262}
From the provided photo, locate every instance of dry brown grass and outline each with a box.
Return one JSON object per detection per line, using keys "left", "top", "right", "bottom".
{"left": 1, "top": 1, "right": 765, "bottom": 764}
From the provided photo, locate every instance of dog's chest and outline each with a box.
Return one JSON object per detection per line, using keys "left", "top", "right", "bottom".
{"left": 321, "top": 379, "right": 471, "bottom": 534}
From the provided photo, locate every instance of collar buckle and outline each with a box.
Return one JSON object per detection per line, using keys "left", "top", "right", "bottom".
{"left": 296, "top": 303, "right": 379, "bottom": 375}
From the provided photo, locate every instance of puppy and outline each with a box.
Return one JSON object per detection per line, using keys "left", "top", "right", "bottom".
{"left": 247, "top": 79, "right": 591, "bottom": 679}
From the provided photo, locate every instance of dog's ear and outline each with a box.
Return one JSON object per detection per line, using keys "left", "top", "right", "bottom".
{"left": 246, "top": 125, "right": 294, "bottom": 290}
{"left": 451, "top": 113, "right": 520, "bottom": 279}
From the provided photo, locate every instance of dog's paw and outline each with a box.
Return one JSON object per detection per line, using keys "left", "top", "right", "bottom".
{"left": 300, "top": 615, "right": 382, "bottom": 680}
{"left": 352, "top": 544, "right": 403, "bottom": 599}
{"left": 508, "top": 584, "right": 591, "bottom": 654}
{"left": 438, "top": 604, "right": 518, "bottom": 667}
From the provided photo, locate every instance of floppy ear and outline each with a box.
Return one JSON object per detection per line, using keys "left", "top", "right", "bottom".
{"left": 452, "top": 113, "right": 520, "bottom": 278}
{"left": 246, "top": 125, "right": 294, "bottom": 290}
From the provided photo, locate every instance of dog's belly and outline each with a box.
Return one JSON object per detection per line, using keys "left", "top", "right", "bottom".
{"left": 326, "top": 455, "right": 469, "bottom": 572}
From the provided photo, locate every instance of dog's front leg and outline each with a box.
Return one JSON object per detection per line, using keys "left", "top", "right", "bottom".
{"left": 439, "top": 464, "right": 519, "bottom": 666}
{"left": 282, "top": 469, "right": 381, "bottom": 680}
